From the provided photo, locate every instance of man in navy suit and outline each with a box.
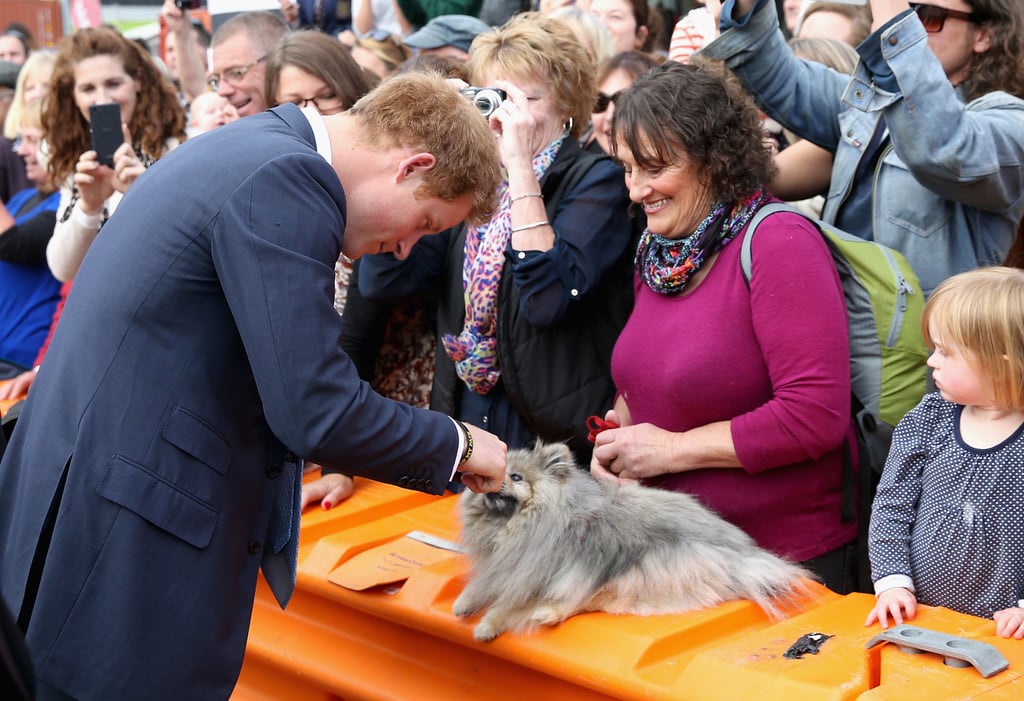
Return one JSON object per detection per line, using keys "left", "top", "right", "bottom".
{"left": 0, "top": 71, "right": 506, "bottom": 700}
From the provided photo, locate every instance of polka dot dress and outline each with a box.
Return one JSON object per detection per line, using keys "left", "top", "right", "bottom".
{"left": 868, "top": 393, "right": 1024, "bottom": 619}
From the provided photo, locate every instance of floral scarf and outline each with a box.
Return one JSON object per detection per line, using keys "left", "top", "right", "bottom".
{"left": 442, "top": 133, "right": 567, "bottom": 395}
{"left": 635, "top": 187, "right": 769, "bottom": 295}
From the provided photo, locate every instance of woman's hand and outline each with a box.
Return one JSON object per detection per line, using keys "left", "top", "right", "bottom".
{"left": 590, "top": 409, "right": 639, "bottom": 485}
{"left": 73, "top": 150, "right": 116, "bottom": 215}
{"left": 592, "top": 421, "right": 679, "bottom": 482}
{"left": 112, "top": 124, "right": 144, "bottom": 193}
{"left": 300, "top": 465, "right": 355, "bottom": 511}
{"left": 0, "top": 369, "right": 36, "bottom": 401}
{"left": 994, "top": 605, "right": 1024, "bottom": 639}
{"left": 488, "top": 80, "right": 547, "bottom": 167}
{"left": 865, "top": 587, "right": 917, "bottom": 628}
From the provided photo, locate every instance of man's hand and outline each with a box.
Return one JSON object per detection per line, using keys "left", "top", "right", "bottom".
{"left": 456, "top": 423, "right": 507, "bottom": 493}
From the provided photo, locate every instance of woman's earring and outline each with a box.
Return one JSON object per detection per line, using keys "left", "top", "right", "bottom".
{"left": 564, "top": 116, "right": 574, "bottom": 133}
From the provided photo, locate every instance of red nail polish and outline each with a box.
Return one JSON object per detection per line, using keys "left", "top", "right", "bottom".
{"left": 322, "top": 501, "right": 332, "bottom": 510}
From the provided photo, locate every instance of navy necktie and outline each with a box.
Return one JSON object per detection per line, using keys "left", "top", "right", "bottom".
{"left": 261, "top": 454, "right": 302, "bottom": 608}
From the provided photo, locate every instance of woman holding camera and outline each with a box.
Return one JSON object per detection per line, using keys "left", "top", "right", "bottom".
{"left": 44, "top": 27, "right": 184, "bottom": 283}
{"left": 355, "top": 12, "right": 635, "bottom": 467}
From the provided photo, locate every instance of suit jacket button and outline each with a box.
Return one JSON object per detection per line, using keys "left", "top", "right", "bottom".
{"left": 248, "top": 540, "right": 262, "bottom": 555}
{"left": 424, "top": 479, "right": 433, "bottom": 490}
{"left": 266, "top": 464, "right": 281, "bottom": 479}
{"left": 397, "top": 476, "right": 409, "bottom": 487}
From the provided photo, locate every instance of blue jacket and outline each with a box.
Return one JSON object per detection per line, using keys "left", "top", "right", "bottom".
{"left": 0, "top": 105, "right": 461, "bottom": 700}
{"left": 704, "top": 0, "right": 1024, "bottom": 294}
{"left": 0, "top": 188, "right": 61, "bottom": 368}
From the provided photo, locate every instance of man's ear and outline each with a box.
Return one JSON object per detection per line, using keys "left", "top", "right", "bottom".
{"left": 973, "top": 24, "right": 993, "bottom": 55}
{"left": 395, "top": 152, "right": 437, "bottom": 183}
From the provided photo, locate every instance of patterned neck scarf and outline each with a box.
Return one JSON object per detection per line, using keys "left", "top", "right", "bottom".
{"left": 636, "top": 187, "right": 768, "bottom": 295}
{"left": 442, "top": 133, "right": 567, "bottom": 395}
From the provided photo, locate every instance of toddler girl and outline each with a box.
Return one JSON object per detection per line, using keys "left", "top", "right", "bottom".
{"left": 866, "top": 266, "right": 1024, "bottom": 639}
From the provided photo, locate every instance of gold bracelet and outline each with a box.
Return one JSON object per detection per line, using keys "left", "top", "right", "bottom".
{"left": 510, "top": 220, "right": 549, "bottom": 233}
{"left": 510, "top": 192, "right": 542, "bottom": 203}
{"left": 456, "top": 421, "right": 474, "bottom": 467}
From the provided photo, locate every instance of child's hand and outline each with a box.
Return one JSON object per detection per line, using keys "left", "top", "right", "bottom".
{"left": 865, "top": 587, "right": 917, "bottom": 628}
{"left": 993, "top": 606, "right": 1024, "bottom": 639}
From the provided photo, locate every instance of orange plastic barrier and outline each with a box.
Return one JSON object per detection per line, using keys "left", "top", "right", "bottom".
{"left": 231, "top": 479, "right": 1023, "bottom": 701}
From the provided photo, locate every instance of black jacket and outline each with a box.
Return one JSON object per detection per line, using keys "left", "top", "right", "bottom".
{"left": 430, "top": 142, "right": 639, "bottom": 462}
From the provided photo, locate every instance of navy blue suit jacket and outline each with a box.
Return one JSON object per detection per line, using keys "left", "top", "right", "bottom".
{"left": 0, "top": 105, "right": 459, "bottom": 700}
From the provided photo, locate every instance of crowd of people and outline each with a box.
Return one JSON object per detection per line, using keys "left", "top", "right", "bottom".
{"left": 0, "top": 0, "right": 1022, "bottom": 697}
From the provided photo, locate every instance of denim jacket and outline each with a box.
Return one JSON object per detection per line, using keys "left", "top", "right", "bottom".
{"left": 703, "top": 0, "right": 1024, "bottom": 294}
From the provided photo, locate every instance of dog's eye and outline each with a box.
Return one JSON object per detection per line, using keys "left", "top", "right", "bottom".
{"left": 509, "top": 473, "right": 522, "bottom": 482}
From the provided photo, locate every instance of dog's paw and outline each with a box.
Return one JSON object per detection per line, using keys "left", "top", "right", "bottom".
{"left": 473, "top": 619, "right": 503, "bottom": 642}
{"left": 529, "top": 604, "right": 565, "bottom": 626}
{"left": 453, "top": 592, "right": 481, "bottom": 618}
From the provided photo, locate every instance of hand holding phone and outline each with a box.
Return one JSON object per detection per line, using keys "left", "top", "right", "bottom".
{"left": 89, "top": 103, "right": 124, "bottom": 168}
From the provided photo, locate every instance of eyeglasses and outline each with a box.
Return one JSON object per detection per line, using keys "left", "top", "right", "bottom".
{"left": 593, "top": 90, "right": 623, "bottom": 114}
{"left": 910, "top": 3, "right": 986, "bottom": 33}
{"left": 290, "top": 93, "right": 345, "bottom": 116}
{"left": 207, "top": 55, "right": 267, "bottom": 91}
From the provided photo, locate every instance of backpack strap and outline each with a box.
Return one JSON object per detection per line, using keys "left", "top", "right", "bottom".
{"left": 739, "top": 201, "right": 808, "bottom": 287}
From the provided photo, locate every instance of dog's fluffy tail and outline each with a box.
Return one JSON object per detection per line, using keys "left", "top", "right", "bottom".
{"left": 733, "top": 550, "right": 817, "bottom": 620}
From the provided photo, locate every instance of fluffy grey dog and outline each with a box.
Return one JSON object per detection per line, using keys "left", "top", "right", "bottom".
{"left": 454, "top": 442, "right": 814, "bottom": 642}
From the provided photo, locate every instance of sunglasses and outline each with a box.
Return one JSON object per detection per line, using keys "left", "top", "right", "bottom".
{"left": 910, "top": 3, "right": 987, "bottom": 33}
{"left": 593, "top": 90, "right": 623, "bottom": 114}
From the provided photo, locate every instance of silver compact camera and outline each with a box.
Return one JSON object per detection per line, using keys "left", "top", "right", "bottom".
{"left": 460, "top": 87, "right": 507, "bottom": 118}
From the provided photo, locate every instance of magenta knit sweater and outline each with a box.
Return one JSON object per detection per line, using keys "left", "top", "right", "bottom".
{"left": 611, "top": 210, "right": 857, "bottom": 560}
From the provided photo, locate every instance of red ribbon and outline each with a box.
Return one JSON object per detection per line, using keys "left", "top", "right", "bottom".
{"left": 586, "top": 415, "right": 619, "bottom": 443}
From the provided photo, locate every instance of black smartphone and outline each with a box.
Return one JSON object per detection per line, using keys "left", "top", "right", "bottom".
{"left": 174, "top": 0, "right": 206, "bottom": 9}
{"left": 89, "top": 103, "right": 123, "bottom": 168}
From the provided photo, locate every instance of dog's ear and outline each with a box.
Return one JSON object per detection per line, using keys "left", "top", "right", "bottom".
{"left": 538, "top": 442, "right": 576, "bottom": 480}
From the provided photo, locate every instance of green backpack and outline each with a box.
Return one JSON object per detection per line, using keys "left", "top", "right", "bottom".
{"left": 740, "top": 202, "right": 930, "bottom": 591}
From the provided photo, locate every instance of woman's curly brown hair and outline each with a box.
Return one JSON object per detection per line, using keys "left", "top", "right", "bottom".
{"left": 610, "top": 59, "right": 776, "bottom": 206}
{"left": 43, "top": 27, "right": 185, "bottom": 187}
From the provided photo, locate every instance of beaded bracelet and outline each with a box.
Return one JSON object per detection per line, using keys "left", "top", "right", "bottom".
{"left": 510, "top": 192, "right": 542, "bottom": 203}
{"left": 510, "top": 220, "right": 549, "bottom": 233}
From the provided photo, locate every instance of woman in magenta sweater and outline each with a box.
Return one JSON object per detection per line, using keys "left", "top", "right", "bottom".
{"left": 591, "top": 60, "right": 856, "bottom": 592}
